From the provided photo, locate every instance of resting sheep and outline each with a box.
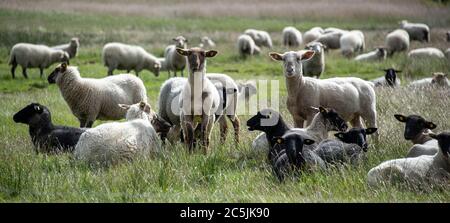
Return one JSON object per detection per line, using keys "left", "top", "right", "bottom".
{"left": 385, "top": 29, "right": 410, "bottom": 56}
{"left": 51, "top": 37, "right": 80, "bottom": 59}
{"left": 371, "top": 68, "right": 401, "bottom": 87}
{"left": 340, "top": 30, "right": 365, "bottom": 57}
{"left": 237, "top": 34, "right": 260, "bottom": 57}
{"left": 244, "top": 29, "right": 273, "bottom": 49}
{"left": 199, "top": 36, "right": 216, "bottom": 49}
{"left": 282, "top": 26, "right": 302, "bottom": 48}
{"left": 408, "top": 47, "right": 445, "bottom": 60}
{"left": 302, "top": 42, "right": 325, "bottom": 78}
{"left": 400, "top": 20, "right": 430, "bottom": 42}
{"left": 48, "top": 63, "right": 147, "bottom": 128}
{"left": 303, "top": 27, "right": 324, "bottom": 44}
{"left": 408, "top": 72, "right": 449, "bottom": 89}
{"left": 164, "top": 36, "right": 188, "bottom": 77}
{"left": 354, "top": 47, "right": 387, "bottom": 62}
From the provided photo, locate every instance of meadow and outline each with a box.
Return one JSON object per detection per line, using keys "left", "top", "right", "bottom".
{"left": 0, "top": 0, "right": 449, "bottom": 202}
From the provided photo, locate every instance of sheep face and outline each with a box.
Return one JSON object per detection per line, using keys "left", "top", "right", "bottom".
{"left": 48, "top": 62, "right": 68, "bottom": 84}
{"left": 318, "top": 107, "right": 348, "bottom": 132}
{"left": 246, "top": 108, "right": 280, "bottom": 132}
{"left": 275, "top": 132, "right": 315, "bottom": 166}
{"left": 305, "top": 42, "right": 324, "bottom": 55}
{"left": 383, "top": 68, "right": 401, "bottom": 87}
{"left": 173, "top": 36, "right": 187, "bottom": 48}
{"left": 394, "top": 114, "right": 436, "bottom": 140}
{"left": 428, "top": 132, "right": 450, "bottom": 158}
{"left": 334, "top": 127, "right": 377, "bottom": 151}
{"left": 431, "top": 73, "right": 449, "bottom": 87}
{"left": 176, "top": 47, "right": 218, "bottom": 72}
{"left": 13, "top": 103, "right": 50, "bottom": 126}
{"left": 269, "top": 51, "right": 315, "bottom": 77}
{"left": 377, "top": 48, "right": 387, "bottom": 58}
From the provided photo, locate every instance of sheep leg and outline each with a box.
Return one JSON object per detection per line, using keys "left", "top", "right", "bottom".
{"left": 22, "top": 67, "right": 28, "bottom": 79}
{"left": 10, "top": 62, "right": 17, "bottom": 79}
{"left": 39, "top": 67, "right": 44, "bottom": 78}
{"left": 182, "top": 115, "right": 195, "bottom": 151}
{"left": 181, "top": 70, "right": 184, "bottom": 77}
{"left": 86, "top": 120, "right": 94, "bottom": 128}
{"left": 218, "top": 116, "right": 228, "bottom": 143}
{"left": 201, "top": 114, "right": 211, "bottom": 154}
{"left": 228, "top": 115, "right": 240, "bottom": 144}
{"left": 107, "top": 68, "right": 114, "bottom": 76}
{"left": 79, "top": 118, "right": 87, "bottom": 128}
{"left": 126, "top": 70, "right": 131, "bottom": 73}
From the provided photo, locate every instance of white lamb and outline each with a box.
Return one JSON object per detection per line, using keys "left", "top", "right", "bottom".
{"left": 314, "top": 31, "right": 345, "bottom": 50}
{"left": 385, "top": 29, "right": 410, "bottom": 56}
{"left": 400, "top": 20, "right": 430, "bottom": 42}
{"left": 164, "top": 36, "right": 188, "bottom": 77}
{"left": 237, "top": 34, "right": 260, "bottom": 57}
{"left": 199, "top": 36, "right": 216, "bottom": 49}
{"left": 354, "top": 47, "right": 387, "bottom": 62}
{"left": 74, "top": 101, "right": 161, "bottom": 167}
{"left": 282, "top": 26, "right": 303, "bottom": 48}
{"left": 47, "top": 63, "right": 147, "bottom": 128}
{"left": 51, "top": 37, "right": 80, "bottom": 59}
{"left": 408, "top": 72, "right": 449, "bottom": 89}
{"left": 9, "top": 43, "right": 69, "bottom": 79}
{"left": 303, "top": 42, "right": 325, "bottom": 78}
{"left": 102, "top": 42, "right": 161, "bottom": 77}
{"left": 303, "top": 27, "right": 324, "bottom": 44}
{"left": 340, "top": 30, "right": 365, "bottom": 57}
{"left": 244, "top": 29, "right": 273, "bottom": 49}
{"left": 408, "top": 47, "right": 445, "bottom": 60}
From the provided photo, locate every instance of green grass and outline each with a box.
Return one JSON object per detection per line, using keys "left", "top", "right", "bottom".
{"left": 0, "top": 8, "right": 449, "bottom": 202}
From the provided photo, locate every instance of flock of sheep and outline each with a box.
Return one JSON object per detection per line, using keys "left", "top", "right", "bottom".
{"left": 8, "top": 18, "right": 450, "bottom": 189}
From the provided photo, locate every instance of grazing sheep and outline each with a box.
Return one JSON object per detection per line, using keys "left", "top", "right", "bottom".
{"left": 354, "top": 47, "right": 387, "bottom": 62}
{"left": 313, "top": 31, "right": 345, "bottom": 50}
{"left": 340, "top": 30, "right": 365, "bottom": 57}
{"left": 408, "top": 72, "right": 449, "bottom": 89}
{"left": 74, "top": 101, "right": 161, "bottom": 166}
{"left": 394, "top": 114, "right": 439, "bottom": 157}
{"left": 48, "top": 63, "right": 147, "bottom": 128}
{"left": 269, "top": 51, "right": 377, "bottom": 133}
{"left": 13, "top": 103, "right": 85, "bottom": 153}
{"left": 164, "top": 36, "right": 188, "bottom": 77}
{"left": 51, "top": 37, "right": 80, "bottom": 59}
{"left": 237, "top": 34, "right": 260, "bottom": 57}
{"left": 303, "top": 42, "right": 325, "bottom": 78}
{"left": 177, "top": 47, "right": 220, "bottom": 153}
{"left": 408, "top": 47, "right": 445, "bottom": 60}
{"left": 367, "top": 131, "right": 450, "bottom": 188}
{"left": 324, "top": 27, "right": 348, "bottom": 34}
{"left": 282, "top": 26, "right": 303, "bottom": 48}
{"left": 400, "top": 20, "right": 430, "bottom": 42}
{"left": 303, "top": 27, "right": 324, "bottom": 44}
{"left": 244, "top": 29, "right": 273, "bottom": 48}
{"left": 371, "top": 68, "right": 401, "bottom": 87}
{"left": 9, "top": 43, "right": 70, "bottom": 79}
{"left": 199, "top": 36, "right": 216, "bottom": 49}
{"left": 102, "top": 42, "right": 161, "bottom": 77}
{"left": 385, "top": 29, "right": 410, "bottom": 56}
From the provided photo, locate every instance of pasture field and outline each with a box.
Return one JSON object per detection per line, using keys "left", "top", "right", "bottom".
{"left": 0, "top": 0, "right": 449, "bottom": 202}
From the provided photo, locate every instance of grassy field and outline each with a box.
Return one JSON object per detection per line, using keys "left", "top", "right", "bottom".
{"left": 0, "top": 0, "right": 449, "bottom": 202}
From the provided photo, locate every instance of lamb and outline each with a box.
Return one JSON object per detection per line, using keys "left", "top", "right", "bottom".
{"left": 237, "top": 34, "right": 261, "bottom": 57}
{"left": 177, "top": 47, "right": 221, "bottom": 153}
{"left": 371, "top": 68, "right": 401, "bottom": 87}
{"left": 244, "top": 29, "right": 273, "bottom": 48}
{"left": 102, "top": 42, "right": 161, "bottom": 77}
{"left": 199, "top": 36, "right": 216, "bottom": 49}
{"left": 48, "top": 63, "right": 147, "bottom": 128}
{"left": 400, "top": 20, "right": 430, "bottom": 42}
{"left": 269, "top": 50, "right": 377, "bottom": 133}
{"left": 313, "top": 31, "right": 345, "bottom": 50}
{"left": 164, "top": 36, "right": 188, "bottom": 77}
{"left": 408, "top": 47, "right": 445, "bottom": 60}
{"left": 51, "top": 37, "right": 80, "bottom": 59}
{"left": 385, "top": 29, "right": 410, "bottom": 56}
{"left": 408, "top": 72, "right": 449, "bottom": 89}
{"left": 303, "top": 27, "right": 324, "bottom": 44}
{"left": 394, "top": 114, "right": 439, "bottom": 157}
{"left": 302, "top": 42, "right": 325, "bottom": 78}
{"left": 367, "top": 131, "right": 450, "bottom": 188}
{"left": 9, "top": 43, "right": 70, "bottom": 79}
{"left": 282, "top": 26, "right": 303, "bottom": 48}
{"left": 74, "top": 101, "right": 161, "bottom": 167}
{"left": 13, "top": 103, "right": 85, "bottom": 153}
{"left": 340, "top": 30, "right": 365, "bottom": 57}
{"left": 354, "top": 47, "right": 387, "bottom": 62}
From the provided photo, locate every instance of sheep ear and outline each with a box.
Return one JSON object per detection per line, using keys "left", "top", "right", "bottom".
{"left": 425, "top": 121, "right": 437, "bottom": 130}
{"left": 205, "top": 50, "right": 218, "bottom": 58}
{"left": 365, "top": 128, "right": 378, "bottom": 135}
{"left": 334, "top": 133, "right": 345, "bottom": 140}
{"left": 304, "top": 139, "right": 315, "bottom": 145}
{"left": 118, "top": 104, "right": 130, "bottom": 110}
{"left": 274, "top": 137, "right": 284, "bottom": 145}
{"left": 61, "top": 63, "right": 67, "bottom": 72}
{"left": 300, "top": 50, "right": 315, "bottom": 61}
{"left": 176, "top": 48, "right": 189, "bottom": 56}
{"left": 269, "top": 52, "right": 283, "bottom": 61}
{"left": 394, "top": 114, "right": 406, "bottom": 122}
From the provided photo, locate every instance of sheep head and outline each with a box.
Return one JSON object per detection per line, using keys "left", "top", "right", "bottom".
{"left": 176, "top": 47, "right": 218, "bottom": 73}
{"left": 173, "top": 36, "right": 188, "bottom": 48}
{"left": 13, "top": 103, "right": 51, "bottom": 126}
{"left": 394, "top": 114, "right": 436, "bottom": 141}
{"left": 269, "top": 50, "right": 315, "bottom": 77}
{"left": 426, "top": 132, "right": 450, "bottom": 158}
{"left": 431, "top": 72, "right": 449, "bottom": 87}
{"left": 383, "top": 68, "right": 401, "bottom": 87}
{"left": 48, "top": 62, "right": 68, "bottom": 84}
{"left": 334, "top": 127, "right": 377, "bottom": 152}
{"left": 311, "top": 106, "right": 348, "bottom": 132}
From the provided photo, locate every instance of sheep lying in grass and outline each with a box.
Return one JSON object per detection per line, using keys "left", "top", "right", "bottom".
{"left": 48, "top": 63, "right": 147, "bottom": 128}
{"left": 371, "top": 68, "right": 401, "bottom": 87}
{"left": 340, "top": 30, "right": 365, "bottom": 57}
{"left": 102, "top": 42, "right": 161, "bottom": 77}
{"left": 52, "top": 37, "right": 79, "bottom": 59}
{"left": 367, "top": 131, "right": 450, "bottom": 188}
{"left": 13, "top": 103, "right": 85, "bottom": 153}
{"left": 237, "top": 34, "right": 260, "bottom": 57}
{"left": 303, "top": 42, "right": 325, "bottom": 78}
{"left": 385, "top": 29, "right": 410, "bottom": 56}
{"left": 408, "top": 72, "right": 449, "bottom": 89}
{"left": 74, "top": 102, "right": 161, "bottom": 167}
{"left": 282, "top": 26, "right": 302, "bottom": 48}
{"left": 244, "top": 29, "right": 273, "bottom": 48}
{"left": 408, "top": 47, "right": 445, "bottom": 60}
{"left": 354, "top": 47, "right": 387, "bottom": 62}
{"left": 9, "top": 43, "right": 70, "bottom": 79}
{"left": 394, "top": 114, "right": 439, "bottom": 157}
{"left": 199, "top": 36, "right": 216, "bottom": 49}
{"left": 303, "top": 27, "right": 324, "bottom": 44}
{"left": 400, "top": 20, "right": 430, "bottom": 42}
{"left": 164, "top": 36, "right": 188, "bottom": 77}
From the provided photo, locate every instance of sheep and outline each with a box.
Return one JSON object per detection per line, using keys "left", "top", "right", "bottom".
{"left": 313, "top": 31, "right": 345, "bottom": 50}
{"left": 394, "top": 114, "right": 439, "bottom": 157}
{"left": 237, "top": 34, "right": 261, "bottom": 57}
{"left": 199, "top": 36, "right": 216, "bottom": 49}
{"left": 269, "top": 50, "right": 378, "bottom": 134}
{"left": 408, "top": 72, "right": 449, "bottom": 89}
{"left": 302, "top": 42, "right": 325, "bottom": 78}
{"left": 371, "top": 68, "right": 401, "bottom": 87}
{"left": 164, "top": 36, "right": 188, "bottom": 77}
{"left": 74, "top": 101, "right": 161, "bottom": 167}
{"left": 102, "top": 42, "right": 161, "bottom": 77}
{"left": 408, "top": 47, "right": 445, "bottom": 60}
{"left": 354, "top": 47, "right": 387, "bottom": 62}
{"left": 282, "top": 26, "right": 303, "bottom": 48}
{"left": 385, "top": 29, "right": 410, "bottom": 56}
{"left": 176, "top": 47, "right": 221, "bottom": 153}
{"left": 446, "top": 48, "right": 450, "bottom": 61}
{"left": 51, "top": 37, "right": 80, "bottom": 59}
{"left": 244, "top": 29, "right": 273, "bottom": 49}
{"left": 13, "top": 103, "right": 85, "bottom": 153}
{"left": 340, "top": 30, "right": 365, "bottom": 57}
{"left": 324, "top": 27, "right": 348, "bottom": 34}
{"left": 367, "top": 131, "right": 450, "bottom": 188}
{"left": 400, "top": 20, "right": 430, "bottom": 42}
{"left": 48, "top": 63, "right": 147, "bottom": 128}
{"left": 303, "top": 27, "right": 324, "bottom": 44}
{"left": 9, "top": 43, "right": 70, "bottom": 79}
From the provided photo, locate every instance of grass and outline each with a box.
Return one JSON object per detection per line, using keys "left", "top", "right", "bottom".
{"left": 0, "top": 2, "right": 449, "bottom": 202}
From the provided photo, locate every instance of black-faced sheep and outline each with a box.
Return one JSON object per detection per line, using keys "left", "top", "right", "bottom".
{"left": 371, "top": 68, "right": 401, "bottom": 87}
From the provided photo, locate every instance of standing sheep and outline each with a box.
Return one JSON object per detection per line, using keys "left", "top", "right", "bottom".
{"left": 354, "top": 47, "right": 387, "bottom": 62}
{"left": 340, "top": 30, "right": 365, "bottom": 57}
{"left": 51, "top": 37, "right": 80, "bottom": 59}
{"left": 282, "top": 26, "right": 303, "bottom": 48}
{"left": 371, "top": 68, "right": 401, "bottom": 87}
{"left": 303, "top": 42, "right": 325, "bottom": 78}
{"left": 164, "top": 36, "right": 188, "bottom": 77}
{"left": 303, "top": 27, "right": 324, "bottom": 44}
{"left": 313, "top": 31, "right": 345, "bottom": 50}
{"left": 48, "top": 63, "right": 147, "bottom": 128}
{"left": 237, "top": 34, "right": 260, "bottom": 58}
{"left": 385, "top": 29, "right": 410, "bottom": 56}
{"left": 244, "top": 29, "right": 273, "bottom": 49}
{"left": 408, "top": 47, "right": 445, "bottom": 60}
{"left": 408, "top": 72, "right": 449, "bottom": 89}
{"left": 400, "top": 20, "right": 430, "bottom": 42}
{"left": 102, "top": 42, "right": 161, "bottom": 77}
{"left": 9, "top": 43, "right": 69, "bottom": 79}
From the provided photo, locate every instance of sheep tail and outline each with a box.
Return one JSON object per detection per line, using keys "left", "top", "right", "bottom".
{"left": 8, "top": 52, "right": 15, "bottom": 65}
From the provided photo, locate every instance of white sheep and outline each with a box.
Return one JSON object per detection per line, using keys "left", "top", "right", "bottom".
{"left": 244, "top": 29, "right": 273, "bottom": 49}
{"left": 313, "top": 31, "right": 345, "bottom": 50}
{"left": 385, "top": 29, "right": 410, "bottom": 56}
{"left": 324, "top": 27, "right": 348, "bottom": 34}
{"left": 446, "top": 48, "right": 450, "bottom": 63}
{"left": 354, "top": 47, "right": 387, "bottom": 62}
{"left": 164, "top": 36, "right": 188, "bottom": 77}
{"left": 371, "top": 68, "right": 401, "bottom": 87}
{"left": 282, "top": 26, "right": 303, "bottom": 48}
{"left": 303, "top": 42, "right": 325, "bottom": 78}
{"left": 400, "top": 20, "right": 430, "bottom": 42}
{"left": 303, "top": 27, "right": 324, "bottom": 44}
{"left": 408, "top": 47, "right": 445, "bottom": 60}
{"left": 340, "top": 30, "right": 365, "bottom": 57}
{"left": 199, "top": 36, "right": 216, "bottom": 49}
{"left": 102, "top": 42, "right": 161, "bottom": 77}
{"left": 9, "top": 43, "right": 69, "bottom": 79}
{"left": 51, "top": 37, "right": 79, "bottom": 59}
{"left": 408, "top": 72, "right": 449, "bottom": 89}
{"left": 47, "top": 63, "right": 147, "bottom": 128}
{"left": 367, "top": 131, "right": 450, "bottom": 187}
{"left": 237, "top": 34, "right": 261, "bottom": 57}
{"left": 74, "top": 101, "right": 161, "bottom": 167}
